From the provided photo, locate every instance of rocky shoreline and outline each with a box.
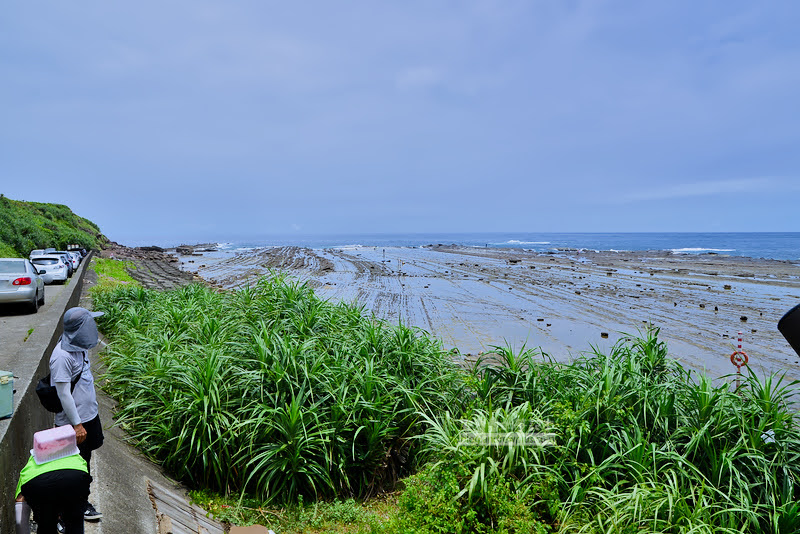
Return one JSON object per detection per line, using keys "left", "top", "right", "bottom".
{"left": 175, "top": 243, "right": 800, "bottom": 382}
{"left": 98, "top": 240, "right": 800, "bottom": 383}
{"left": 99, "top": 241, "right": 203, "bottom": 291}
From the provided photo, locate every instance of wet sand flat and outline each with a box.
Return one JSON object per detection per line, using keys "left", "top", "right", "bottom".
{"left": 178, "top": 245, "right": 800, "bottom": 382}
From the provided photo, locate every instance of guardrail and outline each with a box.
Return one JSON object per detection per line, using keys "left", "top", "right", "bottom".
{"left": 0, "top": 251, "right": 93, "bottom": 531}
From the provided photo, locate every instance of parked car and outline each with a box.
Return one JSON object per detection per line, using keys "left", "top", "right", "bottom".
{"left": 51, "top": 253, "right": 73, "bottom": 277}
{"left": 54, "top": 250, "right": 79, "bottom": 272}
{"left": 0, "top": 258, "right": 45, "bottom": 312}
{"left": 29, "top": 249, "right": 46, "bottom": 258}
{"left": 67, "top": 245, "right": 87, "bottom": 258}
{"left": 30, "top": 254, "right": 70, "bottom": 284}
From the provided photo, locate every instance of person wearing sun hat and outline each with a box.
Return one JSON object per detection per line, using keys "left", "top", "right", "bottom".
{"left": 48, "top": 307, "right": 105, "bottom": 522}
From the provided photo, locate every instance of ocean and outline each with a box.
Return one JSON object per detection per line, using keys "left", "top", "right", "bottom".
{"left": 208, "top": 232, "right": 800, "bottom": 262}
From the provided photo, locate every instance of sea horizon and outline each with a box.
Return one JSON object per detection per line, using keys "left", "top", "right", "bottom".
{"left": 131, "top": 231, "right": 800, "bottom": 262}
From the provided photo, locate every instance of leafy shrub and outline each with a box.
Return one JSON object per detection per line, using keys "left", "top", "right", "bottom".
{"left": 95, "top": 275, "right": 800, "bottom": 533}
{"left": 396, "top": 462, "right": 549, "bottom": 533}
{"left": 438, "top": 328, "right": 800, "bottom": 533}
{"left": 0, "top": 196, "right": 107, "bottom": 256}
{"left": 94, "top": 275, "right": 466, "bottom": 504}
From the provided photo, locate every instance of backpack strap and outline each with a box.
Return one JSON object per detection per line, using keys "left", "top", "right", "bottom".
{"left": 69, "top": 356, "right": 86, "bottom": 392}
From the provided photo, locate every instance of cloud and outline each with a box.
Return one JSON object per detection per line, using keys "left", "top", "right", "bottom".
{"left": 618, "top": 177, "right": 797, "bottom": 203}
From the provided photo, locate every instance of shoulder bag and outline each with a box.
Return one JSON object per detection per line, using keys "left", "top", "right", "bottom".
{"left": 35, "top": 364, "right": 84, "bottom": 413}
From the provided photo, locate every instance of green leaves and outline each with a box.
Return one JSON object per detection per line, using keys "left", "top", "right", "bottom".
{"left": 0, "top": 197, "right": 105, "bottom": 256}
{"left": 96, "top": 281, "right": 800, "bottom": 532}
{"left": 96, "top": 277, "right": 464, "bottom": 504}
{"left": 419, "top": 327, "right": 800, "bottom": 533}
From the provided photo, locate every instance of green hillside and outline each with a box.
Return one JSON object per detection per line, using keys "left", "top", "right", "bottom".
{"left": 0, "top": 194, "right": 109, "bottom": 257}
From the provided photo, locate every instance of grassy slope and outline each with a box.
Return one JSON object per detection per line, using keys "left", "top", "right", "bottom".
{"left": 0, "top": 195, "right": 109, "bottom": 257}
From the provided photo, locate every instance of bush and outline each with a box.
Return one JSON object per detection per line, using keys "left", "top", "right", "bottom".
{"left": 94, "top": 276, "right": 800, "bottom": 532}
{"left": 94, "top": 276, "right": 466, "bottom": 504}
{"left": 396, "top": 462, "right": 549, "bottom": 533}
{"left": 0, "top": 197, "right": 107, "bottom": 256}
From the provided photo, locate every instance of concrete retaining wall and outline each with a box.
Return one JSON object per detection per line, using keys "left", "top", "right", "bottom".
{"left": 0, "top": 252, "right": 93, "bottom": 531}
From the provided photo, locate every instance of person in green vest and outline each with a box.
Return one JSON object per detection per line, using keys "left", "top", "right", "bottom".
{"left": 14, "top": 425, "right": 90, "bottom": 534}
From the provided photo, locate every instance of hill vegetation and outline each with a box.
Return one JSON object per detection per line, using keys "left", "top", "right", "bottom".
{"left": 0, "top": 195, "right": 108, "bottom": 257}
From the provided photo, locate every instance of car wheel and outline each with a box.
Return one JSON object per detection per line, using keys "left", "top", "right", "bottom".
{"left": 39, "top": 290, "right": 45, "bottom": 306}
{"left": 29, "top": 291, "right": 40, "bottom": 313}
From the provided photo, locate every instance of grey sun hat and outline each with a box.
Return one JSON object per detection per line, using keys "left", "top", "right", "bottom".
{"left": 60, "top": 307, "right": 105, "bottom": 352}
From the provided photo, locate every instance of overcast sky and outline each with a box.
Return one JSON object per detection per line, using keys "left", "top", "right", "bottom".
{"left": 2, "top": 2, "right": 799, "bottom": 246}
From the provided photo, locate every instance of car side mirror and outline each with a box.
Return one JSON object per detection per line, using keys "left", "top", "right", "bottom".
{"left": 37, "top": 269, "right": 46, "bottom": 274}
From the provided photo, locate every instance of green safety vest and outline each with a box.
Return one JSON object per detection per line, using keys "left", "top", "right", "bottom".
{"left": 16, "top": 454, "right": 88, "bottom": 498}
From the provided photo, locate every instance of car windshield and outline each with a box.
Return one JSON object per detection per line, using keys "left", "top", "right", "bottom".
{"left": 0, "top": 260, "right": 24, "bottom": 274}
{"left": 32, "top": 258, "right": 59, "bottom": 265}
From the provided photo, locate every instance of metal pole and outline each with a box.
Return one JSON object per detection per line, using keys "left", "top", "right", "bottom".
{"left": 736, "top": 331, "right": 742, "bottom": 390}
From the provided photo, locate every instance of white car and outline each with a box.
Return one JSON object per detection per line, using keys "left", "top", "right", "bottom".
{"left": 54, "top": 250, "right": 79, "bottom": 272}
{"left": 30, "top": 255, "right": 70, "bottom": 284}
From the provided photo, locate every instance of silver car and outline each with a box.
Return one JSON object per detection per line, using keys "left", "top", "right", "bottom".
{"left": 30, "top": 254, "right": 70, "bottom": 284}
{"left": 0, "top": 258, "right": 46, "bottom": 313}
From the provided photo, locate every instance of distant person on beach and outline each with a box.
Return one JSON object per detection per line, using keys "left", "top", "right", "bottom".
{"left": 49, "top": 307, "right": 104, "bottom": 522}
{"left": 15, "top": 426, "right": 90, "bottom": 534}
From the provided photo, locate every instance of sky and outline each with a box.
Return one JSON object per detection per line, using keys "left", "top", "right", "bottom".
{"left": 2, "top": 1, "right": 799, "bottom": 246}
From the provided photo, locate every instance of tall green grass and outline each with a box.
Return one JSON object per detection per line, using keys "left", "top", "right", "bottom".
{"left": 409, "top": 329, "right": 800, "bottom": 533}
{"left": 94, "top": 276, "right": 800, "bottom": 533}
{"left": 93, "top": 275, "right": 465, "bottom": 502}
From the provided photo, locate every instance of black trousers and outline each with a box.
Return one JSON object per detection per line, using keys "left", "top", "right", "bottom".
{"left": 77, "top": 414, "right": 104, "bottom": 476}
{"left": 21, "top": 469, "right": 91, "bottom": 534}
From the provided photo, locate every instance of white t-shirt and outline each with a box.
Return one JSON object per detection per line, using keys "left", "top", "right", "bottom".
{"left": 49, "top": 343, "right": 99, "bottom": 426}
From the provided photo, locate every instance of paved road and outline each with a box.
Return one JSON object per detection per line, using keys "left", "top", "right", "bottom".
{"left": 0, "top": 281, "right": 69, "bottom": 371}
